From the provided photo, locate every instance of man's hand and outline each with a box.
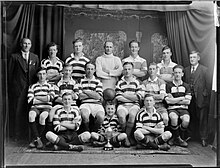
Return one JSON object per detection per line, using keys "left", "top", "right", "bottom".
{"left": 54, "top": 125, "right": 61, "bottom": 132}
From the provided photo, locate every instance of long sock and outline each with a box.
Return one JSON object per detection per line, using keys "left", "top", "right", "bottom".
{"left": 125, "top": 122, "right": 134, "bottom": 140}
{"left": 83, "top": 122, "right": 90, "bottom": 132}
{"left": 154, "top": 135, "right": 165, "bottom": 145}
{"left": 57, "top": 137, "right": 69, "bottom": 149}
{"left": 47, "top": 122, "right": 53, "bottom": 132}
{"left": 38, "top": 124, "right": 45, "bottom": 137}
{"left": 93, "top": 117, "right": 103, "bottom": 132}
{"left": 171, "top": 125, "right": 179, "bottom": 138}
{"left": 29, "top": 121, "right": 39, "bottom": 139}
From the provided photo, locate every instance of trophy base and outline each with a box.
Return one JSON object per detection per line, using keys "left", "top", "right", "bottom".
{"left": 103, "top": 146, "right": 114, "bottom": 151}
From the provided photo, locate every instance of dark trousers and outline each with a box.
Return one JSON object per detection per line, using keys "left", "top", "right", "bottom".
{"left": 187, "top": 96, "right": 208, "bottom": 141}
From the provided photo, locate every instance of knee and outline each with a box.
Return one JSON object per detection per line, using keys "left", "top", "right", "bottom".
{"left": 163, "top": 131, "right": 172, "bottom": 140}
{"left": 134, "top": 130, "right": 142, "bottom": 141}
{"left": 91, "top": 132, "right": 98, "bottom": 140}
{"left": 81, "top": 109, "right": 90, "bottom": 121}
{"left": 29, "top": 111, "right": 36, "bottom": 122}
{"left": 39, "top": 113, "right": 48, "bottom": 125}
{"left": 79, "top": 131, "right": 91, "bottom": 143}
{"left": 182, "top": 116, "right": 190, "bottom": 127}
{"left": 117, "top": 111, "right": 126, "bottom": 123}
{"left": 46, "top": 131, "right": 58, "bottom": 144}
{"left": 96, "top": 111, "right": 105, "bottom": 121}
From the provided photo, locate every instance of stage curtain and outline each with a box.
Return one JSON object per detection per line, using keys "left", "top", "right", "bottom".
{"left": 4, "top": 3, "right": 64, "bottom": 61}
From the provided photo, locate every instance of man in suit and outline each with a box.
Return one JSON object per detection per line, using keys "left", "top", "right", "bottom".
{"left": 8, "top": 37, "right": 39, "bottom": 140}
{"left": 183, "top": 51, "right": 210, "bottom": 147}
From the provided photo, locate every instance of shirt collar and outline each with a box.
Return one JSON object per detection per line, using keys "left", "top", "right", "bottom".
{"left": 172, "top": 80, "right": 183, "bottom": 86}
{"left": 192, "top": 63, "right": 199, "bottom": 70}
{"left": 147, "top": 76, "right": 158, "bottom": 82}
{"left": 70, "top": 52, "right": 84, "bottom": 58}
{"left": 161, "top": 59, "right": 175, "bottom": 67}
{"left": 21, "top": 51, "right": 29, "bottom": 59}
{"left": 84, "top": 75, "right": 96, "bottom": 80}
{"left": 129, "top": 55, "right": 140, "bottom": 61}
{"left": 121, "top": 75, "right": 136, "bottom": 82}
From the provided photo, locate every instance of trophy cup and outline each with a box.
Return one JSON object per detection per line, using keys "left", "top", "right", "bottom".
{"left": 103, "top": 126, "right": 113, "bottom": 151}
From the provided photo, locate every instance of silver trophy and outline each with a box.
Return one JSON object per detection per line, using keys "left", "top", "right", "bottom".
{"left": 103, "top": 126, "right": 113, "bottom": 151}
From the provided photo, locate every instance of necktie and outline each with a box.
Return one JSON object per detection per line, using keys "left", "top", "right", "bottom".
{"left": 191, "top": 66, "right": 195, "bottom": 74}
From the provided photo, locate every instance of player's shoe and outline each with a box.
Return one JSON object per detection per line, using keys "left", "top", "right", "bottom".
{"left": 158, "top": 143, "right": 171, "bottom": 151}
{"left": 122, "top": 137, "right": 131, "bottom": 147}
{"left": 69, "top": 144, "right": 84, "bottom": 152}
{"left": 29, "top": 140, "right": 36, "bottom": 148}
{"left": 36, "top": 137, "right": 43, "bottom": 149}
{"left": 168, "top": 137, "right": 175, "bottom": 146}
{"left": 174, "top": 136, "right": 188, "bottom": 147}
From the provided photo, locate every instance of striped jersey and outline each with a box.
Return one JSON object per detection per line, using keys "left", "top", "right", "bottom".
{"left": 98, "top": 114, "right": 121, "bottom": 134}
{"left": 54, "top": 77, "right": 79, "bottom": 105}
{"left": 165, "top": 81, "right": 192, "bottom": 109}
{"left": 28, "top": 81, "right": 55, "bottom": 109}
{"left": 65, "top": 53, "right": 90, "bottom": 80}
{"left": 136, "top": 107, "right": 163, "bottom": 129}
{"left": 41, "top": 56, "right": 64, "bottom": 73}
{"left": 115, "top": 76, "right": 143, "bottom": 105}
{"left": 53, "top": 106, "right": 81, "bottom": 131}
{"left": 78, "top": 76, "right": 103, "bottom": 104}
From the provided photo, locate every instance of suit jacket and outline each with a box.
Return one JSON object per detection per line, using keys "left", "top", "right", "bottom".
{"left": 8, "top": 51, "right": 39, "bottom": 97}
{"left": 184, "top": 64, "right": 210, "bottom": 108}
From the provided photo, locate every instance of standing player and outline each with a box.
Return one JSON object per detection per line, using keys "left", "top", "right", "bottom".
{"left": 157, "top": 46, "right": 177, "bottom": 83}
{"left": 41, "top": 42, "right": 63, "bottom": 84}
{"left": 65, "top": 38, "right": 90, "bottom": 83}
{"left": 78, "top": 62, "right": 105, "bottom": 133}
{"left": 134, "top": 94, "right": 172, "bottom": 151}
{"left": 122, "top": 40, "right": 147, "bottom": 81}
{"left": 115, "top": 62, "right": 143, "bottom": 147}
{"left": 165, "top": 65, "right": 192, "bottom": 147}
{"left": 96, "top": 41, "right": 123, "bottom": 90}
{"left": 27, "top": 68, "right": 55, "bottom": 149}
{"left": 46, "top": 92, "right": 91, "bottom": 151}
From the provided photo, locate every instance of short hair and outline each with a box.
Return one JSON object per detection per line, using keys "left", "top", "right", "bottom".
{"left": 148, "top": 62, "right": 158, "bottom": 68}
{"left": 173, "top": 64, "right": 184, "bottom": 72}
{"left": 105, "top": 101, "right": 116, "bottom": 106}
{"left": 72, "top": 38, "right": 83, "bottom": 45}
{"left": 162, "top": 46, "right": 171, "bottom": 52}
{"left": 47, "top": 42, "right": 58, "bottom": 50}
{"left": 123, "top": 61, "right": 134, "bottom": 68}
{"left": 62, "top": 92, "right": 73, "bottom": 98}
{"left": 144, "top": 93, "right": 154, "bottom": 100}
{"left": 129, "top": 40, "right": 140, "bottom": 48}
{"left": 63, "top": 63, "right": 73, "bottom": 69}
{"left": 20, "top": 37, "right": 31, "bottom": 44}
{"left": 36, "top": 67, "right": 47, "bottom": 74}
{"left": 104, "top": 41, "right": 114, "bottom": 48}
{"left": 189, "top": 50, "right": 200, "bottom": 57}
{"left": 85, "top": 61, "right": 96, "bottom": 70}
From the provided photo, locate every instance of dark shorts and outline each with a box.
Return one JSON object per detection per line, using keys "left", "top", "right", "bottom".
{"left": 30, "top": 107, "right": 50, "bottom": 115}
{"left": 57, "top": 130, "right": 82, "bottom": 145}
{"left": 168, "top": 109, "right": 189, "bottom": 117}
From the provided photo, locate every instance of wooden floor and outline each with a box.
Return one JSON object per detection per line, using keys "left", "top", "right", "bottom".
{"left": 4, "top": 139, "right": 217, "bottom": 167}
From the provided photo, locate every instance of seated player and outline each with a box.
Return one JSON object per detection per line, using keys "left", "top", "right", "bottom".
{"left": 142, "top": 63, "right": 169, "bottom": 127}
{"left": 27, "top": 67, "right": 55, "bottom": 149}
{"left": 134, "top": 94, "right": 172, "bottom": 151}
{"left": 45, "top": 92, "right": 91, "bottom": 151}
{"left": 78, "top": 62, "right": 105, "bottom": 132}
{"left": 165, "top": 65, "right": 192, "bottom": 147}
{"left": 41, "top": 42, "right": 64, "bottom": 84}
{"left": 47, "top": 63, "right": 79, "bottom": 132}
{"left": 91, "top": 102, "right": 128, "bottom": 147}
{"left": 115, "top": 62, "right": 143, "bottom": 147}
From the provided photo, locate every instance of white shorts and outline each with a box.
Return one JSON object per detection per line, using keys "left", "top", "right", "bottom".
{"left": 80, "top": 103, "right": 105, "bottom": 117}
{"left": 117, "top": 104, "right": 140, "bottom": 116}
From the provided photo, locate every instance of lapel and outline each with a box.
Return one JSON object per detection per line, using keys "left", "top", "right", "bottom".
{"left": 17, "top": 51, "right": 28, "bottom": 73}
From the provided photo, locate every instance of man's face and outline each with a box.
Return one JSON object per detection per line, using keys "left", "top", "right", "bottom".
{"left": 104, "top": 42, "right": 113, "bottom": 55}
{"left": 21, "top": 38, "right": 32, "bottom": 52}
{"left": 148, "top": 64, "right": 158, "bottom": 77}
{"left": 74, "top": 41, "right": 83, "bottom": 54}
{"left": 162, "top": 48, "right": 172, "bottom": 61}
{"left": 189, "top": 53, "right": 200, "bottom": 66}
{"left": 105, "top": 104, "right": 116, "bottom": 117}
{"left": 48, "top": 45, "right": 58, "bottom": 58}
{"left": 85, "top": 63, "right": 95, "bottom": 77}
{"left": 62, "top": 95, "right": 73, "bottom": 106}
{"left": 130, "top": 42, "right": 139, "bottom": 55}
{"left": 144, "top": 96, "right": 155, "bottom": 109}
{"left": 63, "top": 66, "right": 73, "bottom": 78}
{"left": 123, "top": 64, "right": 133, "bottom": 77}
{"left": 173, "top": 67, "right": 183, "bottom": 81}
{"left": 37, "top": 70, "right": 47, "bottom": 82}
